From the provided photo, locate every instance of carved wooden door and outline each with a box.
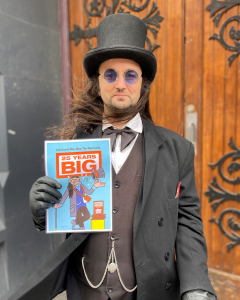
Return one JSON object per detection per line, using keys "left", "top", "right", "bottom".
{"left": 68, "top": 0, "right": 240, "bottom": 276}
{"left": 200, "top": 0, "right": 240, "bottom": 276}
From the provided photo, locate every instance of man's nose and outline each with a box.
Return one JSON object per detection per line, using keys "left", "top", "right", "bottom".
{"left": 114, "top": 74, "right": 127, "bottom": 89}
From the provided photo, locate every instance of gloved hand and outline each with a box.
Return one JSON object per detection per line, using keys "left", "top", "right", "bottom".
{"left": 29, "top": 176, "right": 62, "bottom": 228}
{"left": 182, "top": 289, "right": 218, "bottom": 300}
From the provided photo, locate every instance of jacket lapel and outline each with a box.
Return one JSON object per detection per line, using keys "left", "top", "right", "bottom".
{"left": 89, "top": 125, "right": 102, "bottom": 139}
{"left": 133, "top": 119, "right": 166, "bottom": 237}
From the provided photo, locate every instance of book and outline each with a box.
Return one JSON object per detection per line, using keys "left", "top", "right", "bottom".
{"left": 45, "top": 138, "right": 112, "bottom": 233}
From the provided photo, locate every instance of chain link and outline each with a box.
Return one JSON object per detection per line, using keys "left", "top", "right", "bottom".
{"left": 82, "top": 240, "right": 137, "bottom": 292}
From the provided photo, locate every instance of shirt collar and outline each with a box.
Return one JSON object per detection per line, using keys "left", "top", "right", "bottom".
{"left": 102, "top": 112, "right": 142, "bottom": 133}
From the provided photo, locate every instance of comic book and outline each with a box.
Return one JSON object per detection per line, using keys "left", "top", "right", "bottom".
{"left": 45, "top": 138, "right": 112, "bottom": 233}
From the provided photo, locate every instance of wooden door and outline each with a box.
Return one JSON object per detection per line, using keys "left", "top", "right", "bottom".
{"left": 68, "top": 0, "right": 240, "bottom": 276}
{"left": 201, "top": 1, "right": 240, "bottom": 275}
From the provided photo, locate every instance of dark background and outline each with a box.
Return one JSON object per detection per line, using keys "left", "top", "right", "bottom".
{"left": 0, "top": 1, "right": 65, "bottom": 299}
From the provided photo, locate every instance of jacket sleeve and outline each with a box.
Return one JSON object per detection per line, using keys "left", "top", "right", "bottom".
{"left": 33, "top": 218, "right": 46, "bottom": 232}
{"left": 175, "top": 142, "right": 217, "bottom": 298}
{"left": 59, "top": 189, "right": 69, "bottom": 205}
{"left": 82, "top": 184, "right": 95, "bottom": 195}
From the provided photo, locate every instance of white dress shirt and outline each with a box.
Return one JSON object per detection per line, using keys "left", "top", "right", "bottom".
{"left": 102, "top": 113, "right": 143, "bottom": 174}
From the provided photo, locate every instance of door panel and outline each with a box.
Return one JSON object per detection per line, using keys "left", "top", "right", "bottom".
{"left": 201, "top": 0, "right": 240, "bottom": 275}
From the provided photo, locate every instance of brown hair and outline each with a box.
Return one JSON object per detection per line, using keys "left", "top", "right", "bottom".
{"left": 48, "top": 76, "right": 153, "bottom": 140}
{"left": 68, "top": 176, "right": 80, "bottom": 198}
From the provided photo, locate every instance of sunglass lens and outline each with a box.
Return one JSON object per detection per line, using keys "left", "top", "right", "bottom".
{"left": 104, "top": 69, "right": 117, "bottom": 83}
{"left": 125, "top": 70, "right": 139, "bottom": 85}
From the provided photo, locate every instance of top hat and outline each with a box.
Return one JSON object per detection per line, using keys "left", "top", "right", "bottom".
{"left": 91, "top": 167, "right": 105, "bottom": 180}
{"left": 83, "top": 13, "right": 157, "bottom": 82}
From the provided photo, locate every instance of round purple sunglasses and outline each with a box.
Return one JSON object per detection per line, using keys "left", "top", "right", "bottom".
{"left": 99, "top": 68, "right": 142, "bottom": 85}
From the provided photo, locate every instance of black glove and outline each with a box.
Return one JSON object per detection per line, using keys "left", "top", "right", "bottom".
{"left": 182, "top": 289, "right": 218, "bottom": 300}
{"left": 29, "top": 176, "right": 62, "bottom": 229}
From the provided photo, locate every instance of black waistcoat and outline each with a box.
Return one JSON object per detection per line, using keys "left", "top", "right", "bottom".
{"left": 70, "top": 132, "right": 143, "bottom": 300}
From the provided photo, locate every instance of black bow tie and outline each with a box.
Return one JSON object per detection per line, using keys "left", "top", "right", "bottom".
{"left": 103, "top": 127, "right": 137, "bottom": 152}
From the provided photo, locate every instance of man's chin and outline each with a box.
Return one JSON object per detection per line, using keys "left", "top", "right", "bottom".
{"left": 111, "top": 100, "right": 132, "bottom": 110}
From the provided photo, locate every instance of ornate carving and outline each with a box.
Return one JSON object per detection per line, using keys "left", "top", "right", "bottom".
{"left": 70, "top": 25, "right": 97, "bottom": 46}
{"left": 84, "top": 0, "right": 106, "bottom": 28}
{"left": 121, "top": 0, "right": 150, "bottom": 11}
{"left": 205, "top": 137, "right": 240, "bottom": 251}
{"left": 70, "top": 0, "right": 163, "bottom": 53}
{"left": 209, "top": 209, "right": 240, "bottom": 252}
{"left": 206, "top": 0, "right": 240, "bottom": 66}
{"left": 207, "top": 137, "right": 240, "bottom": 184}
{"left": 205, "top": 177, "right": 240, "bottom": 212}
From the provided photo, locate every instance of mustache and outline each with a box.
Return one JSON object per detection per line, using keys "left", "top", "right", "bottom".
{"left": 110, "top": 90, "right": 130, "bottom": 99}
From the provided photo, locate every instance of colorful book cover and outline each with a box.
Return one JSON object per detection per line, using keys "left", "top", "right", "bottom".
{"left": 45, "top": 138, "right": 112, "bottom": 233}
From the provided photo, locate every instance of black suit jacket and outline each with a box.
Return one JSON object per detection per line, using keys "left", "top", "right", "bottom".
{"left": 9, "top": 120, "right": 217, "bottom": 300}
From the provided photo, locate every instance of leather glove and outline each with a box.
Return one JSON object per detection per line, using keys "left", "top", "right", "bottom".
{"left": 182, "top": 289, "right": 218, "bottom": 300}
{"left": 29, "top": 176, "right": 62, "bottom": 229}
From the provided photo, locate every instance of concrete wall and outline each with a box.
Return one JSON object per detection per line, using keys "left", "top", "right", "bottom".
{"left": 0, "top": 1, "right": 65, "bottom": 298}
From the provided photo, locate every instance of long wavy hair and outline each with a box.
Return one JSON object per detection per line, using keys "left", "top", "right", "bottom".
{"left": 49, "top": 75, "right": 153, "bottom": 140}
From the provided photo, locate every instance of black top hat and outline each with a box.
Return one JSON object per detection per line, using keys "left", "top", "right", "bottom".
{"left": 91, "top": 167, "right": 105, "bottom": 180}
{"left": 83, "top": 13, "right": 157, "bottom": 82}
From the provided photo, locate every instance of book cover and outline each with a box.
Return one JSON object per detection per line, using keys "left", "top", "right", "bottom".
{"left": 45, "top": 138, "right": 112, "bottom": 233}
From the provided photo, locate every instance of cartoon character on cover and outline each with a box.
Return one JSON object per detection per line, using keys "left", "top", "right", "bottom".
{"left": 54, "top": 167, "right": 105, "bottom": 230}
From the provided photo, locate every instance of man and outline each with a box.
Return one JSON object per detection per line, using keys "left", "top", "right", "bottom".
{"left": 26, "top": 13, "right": 218, "bottom": 300}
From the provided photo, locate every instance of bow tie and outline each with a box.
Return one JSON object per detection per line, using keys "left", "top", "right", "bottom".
{"left": 103, "top": 127, "right": 137, "bottom": 152}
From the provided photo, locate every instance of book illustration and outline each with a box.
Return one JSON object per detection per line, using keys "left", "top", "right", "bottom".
{"left": 53, "top": 168, "right": 105, "bottom": 230}
{"left": 45, "top": 139, "right": 112, "bottom": 233}
{"left": 91, "top": 201, "right": 106, "bottom": 230}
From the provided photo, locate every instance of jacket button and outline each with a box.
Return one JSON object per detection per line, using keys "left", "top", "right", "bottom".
{"left": 158, "top": 218, "right": 164, "bottom": 226}
{"left": 113, "top": 208, "right": 118, "bottom": 214}
{"left": 108, "top": 288, "right": 113, "bottom": 293}
{"left": 165, "top": 283, "right": 171, "bottom": 290}
{"left": 164, "top": 253, "right": 170, "bottom": 261}
{"left": 114, "top": 182, "right": 120, "bottom": 188}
